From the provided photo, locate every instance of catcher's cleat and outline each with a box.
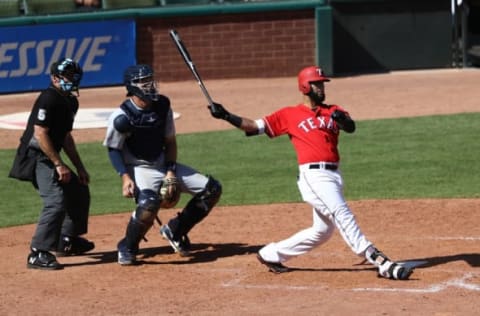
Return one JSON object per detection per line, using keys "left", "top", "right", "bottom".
{"left": 117, "top": 239, "right": 137, "bottom": 266}
{"left": 118, "top": 250, "right": 136, "bottom": 266}
{"left": 256, "top": 253, "right": 290, "bottom": 274}
{"left": 160, "top": 225, "right": 190, "bottom": 257}
{"left": 27, "top": 249, "right": 63, "bottom": 270}
{"left": 56, "top": 235, "right": 95, "bottom": 257}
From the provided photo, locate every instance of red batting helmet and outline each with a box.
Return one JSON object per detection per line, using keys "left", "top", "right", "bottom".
{"left": 297, "top": 66, "right": 330, "bottom": 94}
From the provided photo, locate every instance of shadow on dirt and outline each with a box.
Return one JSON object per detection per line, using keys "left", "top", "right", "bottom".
{"left": 62, "top": 247, "right": 479, "bottom": 272}
{"left": 273, "top": 253, "right": 480, "bottom": 275}
{"left": 61, "top": 250, "right": 118, "bottom": 267}
{"left": 141, "top": 243, "right": 264, "bottom": 265}
{"left": 405, "top": 253, "right": 480, "bottom": 269}
{"left": 61, "top": 243, "right": 263, "bottom": 267}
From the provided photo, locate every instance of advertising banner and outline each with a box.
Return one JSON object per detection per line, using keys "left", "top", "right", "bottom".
{"left": 0, "top": 19, "right": 136, "bottom": 94}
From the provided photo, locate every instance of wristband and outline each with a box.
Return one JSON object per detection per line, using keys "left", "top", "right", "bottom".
{"left": 226, "top": 113, "right": 242, "bottom": 128}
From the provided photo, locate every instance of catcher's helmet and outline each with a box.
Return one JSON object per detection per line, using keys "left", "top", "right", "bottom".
{"left": 124, "top": 64, "right": 159, "bottom": 101}
{"left": 297, "top": 66, "right": 330, "bottom": 94}
{"left": 50, "top": 58, "right": 83, "bottom": 93}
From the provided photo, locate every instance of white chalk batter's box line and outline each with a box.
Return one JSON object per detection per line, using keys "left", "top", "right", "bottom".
{"left": 352, "top": 273, "right": 480, "bottom": 293}
{"left": 424, "top": 236, "right": 480, "bottom": 241}
{"left": 221, "top": 272, "right": 480, "bottom": 293}
{"left": 218, "top": 258, "right": 479, "bottom": 293}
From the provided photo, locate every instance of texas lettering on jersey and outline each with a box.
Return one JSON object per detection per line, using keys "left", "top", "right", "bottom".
{"left": 263, "top": 104, "right": 346, "bottom": 164}
{"left": 297, "top": 115, "right": 337, "bottom": 133}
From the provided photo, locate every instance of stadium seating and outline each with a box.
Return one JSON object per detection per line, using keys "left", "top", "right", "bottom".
{"left": 0, "top": 0, "right": 21, "bottom": 17}
{"left": 162, "top": 0, "right": 213, "bottom": 5}
{"left": 24, "top": 0, "right": 77, "bottom": 15}
{"left": 3, "top": 0, "right": 289, "bottom": 18}
{"left": 102, "top": 0, "right": 158, "bottom": 10}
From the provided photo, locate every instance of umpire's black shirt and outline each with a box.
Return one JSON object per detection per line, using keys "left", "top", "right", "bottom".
{"left": 22, "top": 85, "right": 78, "bottom": 152}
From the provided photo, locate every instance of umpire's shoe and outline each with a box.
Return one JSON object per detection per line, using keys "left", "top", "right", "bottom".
{"left": 160, "top": 225, "right": 190, "bottom": 257}
{"left": 27, "top": 248, "right": 63, "bottom": 270}
{"left": 56, "top": 235, "right": 95, "bottom": 257}
{"left": 256, "top": 253, "right": 290, "bottom": 274}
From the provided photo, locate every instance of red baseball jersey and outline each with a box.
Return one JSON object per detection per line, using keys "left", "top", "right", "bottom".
{"left": 263, "top": 104, "right": 348, "bottom": 164}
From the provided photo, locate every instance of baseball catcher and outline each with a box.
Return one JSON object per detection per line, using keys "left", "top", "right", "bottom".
{"left": 103, "top": 64, "right": 222, "bottom": 265}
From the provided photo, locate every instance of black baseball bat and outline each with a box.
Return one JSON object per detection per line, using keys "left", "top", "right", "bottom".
{"left": 169, "top": 29, "right": 217, "bottom": 110}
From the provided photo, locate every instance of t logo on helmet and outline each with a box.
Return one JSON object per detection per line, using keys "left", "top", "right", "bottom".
{"left": 297, "top": 66, "right": 330, "bottom": 95}
{"left": 315, "top": 67, "right": 325, "bottom": 77}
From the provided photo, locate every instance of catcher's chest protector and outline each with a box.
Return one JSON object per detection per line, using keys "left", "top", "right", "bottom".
{"left": 121, "top": 97, "right": 170, "bottom": 161}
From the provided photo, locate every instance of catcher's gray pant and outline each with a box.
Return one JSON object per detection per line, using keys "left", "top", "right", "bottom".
{"left": 125, "top": 163, "right": 216, "bottom": 242}
{"left": 131, "top": 163, "right": 209, "bottom": 195}
{"left": 30, "top": 157, "right": 90, "bottom": 252}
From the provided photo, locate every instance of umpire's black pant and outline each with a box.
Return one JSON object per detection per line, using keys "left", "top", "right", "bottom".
{"left": 30, "top": 156, "right": 90, "bottom": 252}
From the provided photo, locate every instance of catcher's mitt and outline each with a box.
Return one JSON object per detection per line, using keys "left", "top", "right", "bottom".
{"left": 159, "top": 177, "right": 181, "bottom": 208}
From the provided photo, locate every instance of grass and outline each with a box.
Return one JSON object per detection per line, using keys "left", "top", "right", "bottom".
{"left": 0, "top": 113, "right": 478, "bottom": 228}
{"left": 340, "top": 114, "right": 479, "bottom": 199}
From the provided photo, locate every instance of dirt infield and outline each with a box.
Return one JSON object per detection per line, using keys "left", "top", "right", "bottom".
{"left": 0, "top": 69, "right": 479, "bottom": 315}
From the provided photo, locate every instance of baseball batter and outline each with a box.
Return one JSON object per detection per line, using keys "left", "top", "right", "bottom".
{"left": 103, "top": 64, "right": 222, "bottom": 265}
{"left": 207, "top": 66, "right": 413, "bottom": 280}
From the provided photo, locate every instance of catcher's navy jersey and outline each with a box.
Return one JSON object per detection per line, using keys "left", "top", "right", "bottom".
{"left": 104, "top": 97, "right": 175, "bottom": 165}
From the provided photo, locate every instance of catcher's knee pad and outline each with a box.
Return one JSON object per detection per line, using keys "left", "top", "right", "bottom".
{"left": 135, "top": 189, "right": 160, "bottom": 225}
{"left": 168, "top": 176, "right": 222, "bottom": 238}
{"left": 196, "top": 176, "right": 222, "bottom": 212}
{"left": 187, "top": 176, "right": 222, "bottom": 217}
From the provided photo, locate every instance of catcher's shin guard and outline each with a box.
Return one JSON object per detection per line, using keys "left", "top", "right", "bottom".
{"left": 121, "top": 189, "right": 161, "bottom": 249}
{"left": 167, "top": 176, "right": 222, "bottom": 240}
{"left": 124, "top": 216, "right": 149, "bottom": 252}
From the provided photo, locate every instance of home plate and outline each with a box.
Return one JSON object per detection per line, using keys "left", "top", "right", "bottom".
{"left": 0, "top": 108, "right": 181, "bottom": 130}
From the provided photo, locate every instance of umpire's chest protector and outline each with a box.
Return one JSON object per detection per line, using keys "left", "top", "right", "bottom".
{"left": 121, "top": 96, "right": 170, "bottom": 161}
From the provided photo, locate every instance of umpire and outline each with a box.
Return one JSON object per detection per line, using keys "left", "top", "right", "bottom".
{"left": 9, "top": 58, "right": 94, "bottom": 270}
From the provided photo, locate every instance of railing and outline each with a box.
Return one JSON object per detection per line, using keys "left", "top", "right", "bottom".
{"left": 0, "top": 0, "right": 325, "bottom": 27}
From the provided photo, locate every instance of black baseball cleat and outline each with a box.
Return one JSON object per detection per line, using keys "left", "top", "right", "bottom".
{"left": 256, "top": 253, "right": 290, "bottom": 274}
{"left": 385, "top": 264, "right": 414, "bottom": 280}
{"left": 160, "top": 225, "right": 190, "bottom": 257}
{"left": 27, "top": 249, "right": 63, "bottom": 270}
{"left": 56, "top": 235, "right": 95, "bottom": 257}
{"left": 117, "top": 239, "right": 137, "bottom": 266}
{"left": 369, "top": 247, "right": 414, "bottom": 280}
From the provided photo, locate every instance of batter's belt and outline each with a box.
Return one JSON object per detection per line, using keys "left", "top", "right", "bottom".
{"left": 303, "top": 162, "right": 338, "bottom": 171}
